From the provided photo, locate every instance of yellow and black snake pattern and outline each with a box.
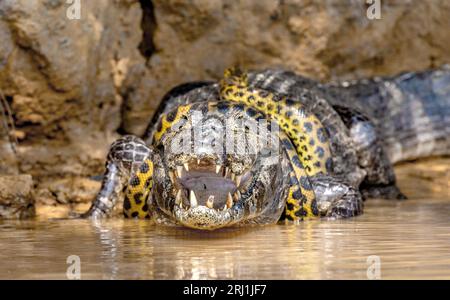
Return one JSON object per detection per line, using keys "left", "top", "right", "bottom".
{"left": 153, "top": 105, "right": 192, "bottom": 143}
{"left": 123, "top": 159, "right": 154, "bottom": 219}
{"left": 220, "top": 68, "right": 332, "bottom": 176}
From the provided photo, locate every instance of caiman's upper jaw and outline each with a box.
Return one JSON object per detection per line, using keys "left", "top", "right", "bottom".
{"left": 167, "top": 158, "right": 253, "bottom": 229}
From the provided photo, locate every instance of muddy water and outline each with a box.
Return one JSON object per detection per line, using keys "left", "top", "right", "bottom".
{"left": 1, "top": 197, "right": 449, "bottom": 279}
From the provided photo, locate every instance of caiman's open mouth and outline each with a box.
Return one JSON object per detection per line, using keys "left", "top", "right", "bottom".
{"left": 168, "top": 158, "right": 253, "bottom": 229}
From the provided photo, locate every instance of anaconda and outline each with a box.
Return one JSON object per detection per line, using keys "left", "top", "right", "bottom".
{"left": 84, "top": 66, "right": 450, "bottom": 229}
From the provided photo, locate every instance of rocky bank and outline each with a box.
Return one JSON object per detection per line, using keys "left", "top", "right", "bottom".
{"left": 0, "top": 0, "right": 449, "bottom": 217}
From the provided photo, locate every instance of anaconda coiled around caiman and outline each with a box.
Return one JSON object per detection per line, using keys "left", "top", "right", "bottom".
{"left": 84, "top": 65, "right": 450, "bottom": 230}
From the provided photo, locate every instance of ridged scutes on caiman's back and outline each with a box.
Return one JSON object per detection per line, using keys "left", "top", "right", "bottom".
{"left": 326, "top": 65, "right": 450, "bottom": 163}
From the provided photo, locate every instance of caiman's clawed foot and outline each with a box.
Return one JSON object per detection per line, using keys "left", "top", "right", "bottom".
{"left": 84, "top": 135, "right": 156, "bottom": 219}
{"left": 309, "top": 174, "right": 364, "bottom": 219}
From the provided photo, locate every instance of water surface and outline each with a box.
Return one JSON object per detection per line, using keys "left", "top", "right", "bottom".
{"left": 1, "top": 198, "right": 449, "bottom": 279}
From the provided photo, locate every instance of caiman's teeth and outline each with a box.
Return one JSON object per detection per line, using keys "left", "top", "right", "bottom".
{"left": 176, "top": 166, "right": 183, "bottom": 178}
{"left": 190, "top": 190, "right": 198, "bottom": 208}
{"left": 206, "top": 195, "right": 214, "bottom": 209}
{"left": 226, "top": 192, "right": 233, "bottom": 208}
{"left": 235, "top": 175, "right": 241, "bottom": 187}
{"left": 224, "top": 167, "right": 230, "bottom": 178}
{"left": 175, "top": 189, "right": 182, "bottom": 205}
{"left": 169, "top": 171, "right": 176, "bottom": 183}
{"left": 222, "top": 204, "right": 227, "bottom": 211}
{"left": 231, "top": 173, "right": 236, "bottom": 182}
{"left": 234, "top": 191, "right": 241, "bottom": 201}
{"left": 183, "top": 163, "right": 189, "bottom": 172}
{"left": 215, "top": 165, "right": 221, "bottom": 174}
{"left": 197, "top": 159, "right": 201, "bottom": 165}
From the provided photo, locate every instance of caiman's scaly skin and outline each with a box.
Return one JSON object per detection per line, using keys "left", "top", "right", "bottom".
{"left": 84, "top": 66, "right": 450, "bottom": 230}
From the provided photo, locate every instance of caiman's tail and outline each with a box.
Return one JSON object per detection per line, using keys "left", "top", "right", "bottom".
{"left": 327, "top": 65, "right": 450, "bottom": 163}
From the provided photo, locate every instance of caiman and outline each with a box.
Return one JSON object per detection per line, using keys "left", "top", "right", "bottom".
{"left": 83, "top": 66, "right": 450, "bottom": 230}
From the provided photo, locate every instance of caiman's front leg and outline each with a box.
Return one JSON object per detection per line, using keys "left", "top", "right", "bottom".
{"left": 332, "top": 105, "right": 406, "bottom": 200}
{"left": 84, "top": 135, "right": 156, "bottom": 219}
{"left": 310, "top": 174, "right": 363, "bottom": 218}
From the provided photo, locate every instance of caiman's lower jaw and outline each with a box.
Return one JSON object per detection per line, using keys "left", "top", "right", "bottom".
{"left": 168, "top": 159, "right": 252, "bottom": 229}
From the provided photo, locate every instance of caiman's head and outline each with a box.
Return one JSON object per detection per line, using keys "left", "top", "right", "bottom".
{"left": 151, "top": 101, "right": 290, "bottom": 229}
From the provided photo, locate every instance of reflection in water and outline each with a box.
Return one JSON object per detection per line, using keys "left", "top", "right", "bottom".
{"left": 0, "top": 198, "right": 449, "bottom": 279}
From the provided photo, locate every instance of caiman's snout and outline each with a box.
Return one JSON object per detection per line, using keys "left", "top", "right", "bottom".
{"left": 168, "top": 157, "right": 253, "bottom": 229}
